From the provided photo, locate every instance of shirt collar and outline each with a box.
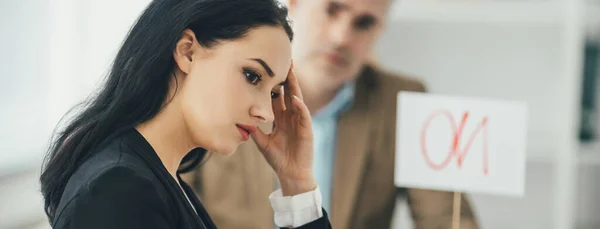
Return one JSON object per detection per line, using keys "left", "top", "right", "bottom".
{"left": 313, "top": 81, "right": 356, "bottom": 120}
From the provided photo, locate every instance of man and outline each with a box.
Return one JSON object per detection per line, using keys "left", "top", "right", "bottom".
{"left": 182, "top": 0, "right": 480, "bottom": 228}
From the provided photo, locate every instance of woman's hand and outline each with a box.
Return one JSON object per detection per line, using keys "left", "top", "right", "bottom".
{"left": 251, "top": 63, "right": 317, "bottom": 196}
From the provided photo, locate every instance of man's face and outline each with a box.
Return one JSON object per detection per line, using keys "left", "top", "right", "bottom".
{"left": 289, "top": 0, "right": 390, "bottom": 89}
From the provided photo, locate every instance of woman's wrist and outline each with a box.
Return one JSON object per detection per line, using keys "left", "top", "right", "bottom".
{"left": 277, "top": 174, "right": 317, "bottom": 196}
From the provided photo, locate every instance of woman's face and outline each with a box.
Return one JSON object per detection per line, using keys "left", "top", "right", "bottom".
{"left": 175, "top": 26, "right": 292, "bottom": 155}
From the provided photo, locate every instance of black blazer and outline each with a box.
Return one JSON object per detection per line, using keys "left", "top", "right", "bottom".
{"left": 51, "top": 128, "right": 331, "bottom": 229}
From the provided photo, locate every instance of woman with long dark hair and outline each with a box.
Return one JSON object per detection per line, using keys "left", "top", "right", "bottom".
{"left": 40, "top": 0, "right": 330, "bottom": 228}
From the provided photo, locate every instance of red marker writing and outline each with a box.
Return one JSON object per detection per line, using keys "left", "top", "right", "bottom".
{"left": 420, "top": 110, "right": 489, "bottom": 175}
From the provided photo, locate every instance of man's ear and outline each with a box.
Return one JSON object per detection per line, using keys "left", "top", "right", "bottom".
{"left": 173, "top": 29, "right": 197, "bottom": 74}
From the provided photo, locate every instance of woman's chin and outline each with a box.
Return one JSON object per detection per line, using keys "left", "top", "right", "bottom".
{"left": 210, "top": 143, "right": 241, "bottom": 156}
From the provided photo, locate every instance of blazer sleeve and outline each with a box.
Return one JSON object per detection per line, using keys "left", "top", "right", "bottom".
{"left": 280, "top": 209, "right": 332, "bottom": 229}
{"left": 65, "top": 166, "right": 172, "bottom": 229}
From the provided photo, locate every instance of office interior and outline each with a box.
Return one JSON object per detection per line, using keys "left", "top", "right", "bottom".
{"left": 1, "top": 0, "right": 599, "bottom": 228}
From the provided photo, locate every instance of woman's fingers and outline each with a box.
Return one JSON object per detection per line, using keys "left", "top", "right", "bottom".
{"left": 284, "top": 63, "right": 304, "bottom": 112}
{"left": 292, "top": 95, "right": 312, "bottom": 130}
{"left": 284, "top": 77, "right": 293, "bottom": 112}
{"left": 286, "top": 63, "right": 303, "bottom": 101}
{"left": 272, "top": 90, "right": 286, "bottom": 126}
{"left": 251, "top": 127, "right": 270, "bottom": 152}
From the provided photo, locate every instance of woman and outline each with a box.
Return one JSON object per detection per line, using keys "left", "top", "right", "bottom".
{"left": 40, "top": 0, "right": 330, "bottom": 228}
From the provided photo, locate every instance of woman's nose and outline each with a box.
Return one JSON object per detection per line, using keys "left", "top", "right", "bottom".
{"left": 250, "top": 100, "right": 275, "bottom": 123}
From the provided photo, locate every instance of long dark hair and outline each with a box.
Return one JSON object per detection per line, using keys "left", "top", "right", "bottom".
{"left": 40, "top": 0, "right": 293, "bottom": 221}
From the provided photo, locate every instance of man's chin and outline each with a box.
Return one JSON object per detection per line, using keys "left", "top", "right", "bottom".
{"left": 322, "top": 69, "right": 354, "bottom": 85}
{"left": 318, "top": 61, "right": 357, "bottom": 77}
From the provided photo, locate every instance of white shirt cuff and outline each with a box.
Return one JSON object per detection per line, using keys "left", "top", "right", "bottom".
{"left": 268, "top": 186, "right": 324, "bottom": 228}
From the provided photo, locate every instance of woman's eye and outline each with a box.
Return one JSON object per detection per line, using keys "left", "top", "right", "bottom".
{"left": 271, "top": 91, "right": 280, "bottom": 99}
{"left": 244, "top": 69, "right": 262, "bottom": 85}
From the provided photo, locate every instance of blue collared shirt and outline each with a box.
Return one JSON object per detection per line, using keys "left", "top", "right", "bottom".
{"left": 311, "top": 82, "right": 355, "bottom": 213}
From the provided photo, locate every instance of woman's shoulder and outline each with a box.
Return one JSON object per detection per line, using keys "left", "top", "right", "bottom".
{"left": 52, "top": 161, "right": 174, "bottom": 228}
{"left": 52, "top": 138, "right": 173, "bottom": 227}
{"left": 59, "top": 136, "right": 154, "bottom": 201}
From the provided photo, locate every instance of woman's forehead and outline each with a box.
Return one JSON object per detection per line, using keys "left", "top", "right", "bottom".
{"left": 223, "top": 26, "right": 292, "bottom": 78}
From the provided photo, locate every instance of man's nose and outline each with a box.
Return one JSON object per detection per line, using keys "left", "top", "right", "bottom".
{"left": 329, "top": 19, "right": 354, "bottom": 48}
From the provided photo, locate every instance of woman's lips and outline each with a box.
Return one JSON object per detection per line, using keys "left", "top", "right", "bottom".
{"left": 236, "top": 124, "right": 257, "bottom": 141}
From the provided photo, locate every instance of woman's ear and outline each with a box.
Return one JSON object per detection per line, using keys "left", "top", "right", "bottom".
{"left": 173, "top": 29, "right": 197, "bottom": 74}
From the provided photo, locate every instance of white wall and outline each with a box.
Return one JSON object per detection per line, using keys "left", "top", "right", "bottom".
{"left": 0, "top": 0, "right": 53, "bottom": 175}
{"left": 376, "top": 21, "right": 565, "bottom": 162}
{"left": 0, "top": 1, "right": 151, "bottom": 228}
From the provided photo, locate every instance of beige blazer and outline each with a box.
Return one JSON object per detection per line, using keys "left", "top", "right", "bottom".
{"left": 182, "top": 65, "right": 480, "bottom": 229}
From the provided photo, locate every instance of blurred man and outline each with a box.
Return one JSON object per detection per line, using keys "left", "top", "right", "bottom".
{"left": 183, "top": 0, "right": 480, "bottom": 228}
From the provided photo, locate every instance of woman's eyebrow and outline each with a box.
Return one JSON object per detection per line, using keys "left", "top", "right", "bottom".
{"left": 248, "top": 58, "right": 274, "bottom": 77}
